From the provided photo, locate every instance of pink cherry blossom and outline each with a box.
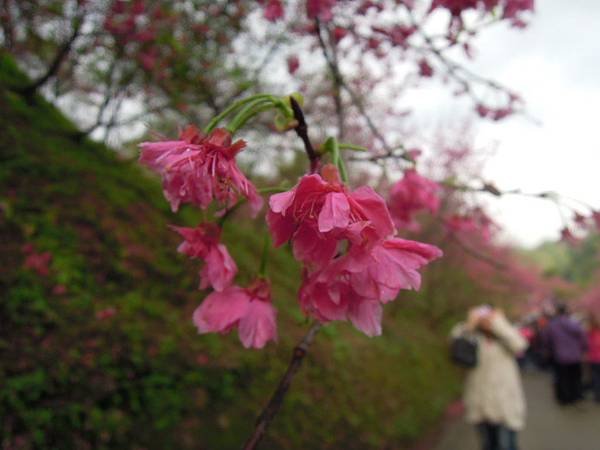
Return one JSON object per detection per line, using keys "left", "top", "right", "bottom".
{"left": 388, "top": 169, "right": 440, "bottom": 230}
{"left": 299, "top": 238, "right": 442, "bottom": 336}
{"left": 445, "top": 214, "right": 478, "bottom": 234}
{"left": 444, "top": 209, "right": 498, "bottom": 241}
{"left": 263, "top": 0, "right": 284, "bottom": 22}
{"left": 333, "top": 27, "right": 348, "bottom": 43}
{"left": 418, "top": 59, "right": 434, "bottom": 77}
{"left": 503, "top": 0, "right": 534, "bottom": 25}
{"left": 171, "top": 223, "right": 237, "bottom": 291}
{"left": 593, "top": 211, "right": 600, "bottom": 230}
{"left": 267, "top": 165, "right": 395, "bottom": 266}
{"left": 560, "top": 227, "right": 580, "bottom": 246}
{"left": 52, "top": 284, "right": 67, "bottom": 296}
{"left": 193, "top": 279, "right": 277, "bottom": 349}
{"left": 96, "top": 307, "right": 117, "bottom": 320}
{"left": 306, "top": 0, "right": 336, "bottom": 21}
{"left": 23, "top": 246, "right": 52, "bottom": 277}
{"left": 140, "top": 126, "right": 263, "bottom": 215}
{"left": 287, "top": 55, "right": 300, "bottom": 75}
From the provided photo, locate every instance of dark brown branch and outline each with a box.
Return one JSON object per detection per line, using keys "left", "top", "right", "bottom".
{"left": 20, "top": 13, "right": 84, "bottom": 96}
{"left": 243, "top": 322, "right": 322, "bottom": 450}
{"left": 289, "top": 96, "right": 320, "bottom": 174}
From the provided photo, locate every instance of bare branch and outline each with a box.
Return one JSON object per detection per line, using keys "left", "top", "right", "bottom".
{"left": 290, "top": 96, "right": 320, "bottom": 174}
{"left": 315, "top": 20, "right": 345, "bottom": 140}
{"left": 20, "top": 12, "right": 85, "bottom": 96}
{"left": 448, "top": 233, "right": 508, "bottom": 271}
{"left": 243, "top": 322, "right": 322, "bottom": 450}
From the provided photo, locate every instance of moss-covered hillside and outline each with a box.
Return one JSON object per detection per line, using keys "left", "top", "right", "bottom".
{"left": 0, "top": 55, "right": 460, "bottom": 450}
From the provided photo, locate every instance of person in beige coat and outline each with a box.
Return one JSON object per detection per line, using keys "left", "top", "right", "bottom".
{"left": 452, "top": 306, "right": 528, "bottom": 450}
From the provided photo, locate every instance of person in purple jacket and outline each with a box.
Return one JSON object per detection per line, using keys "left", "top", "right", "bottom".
{"left": 544, "top": 303, "right": 588, "bottom": 405}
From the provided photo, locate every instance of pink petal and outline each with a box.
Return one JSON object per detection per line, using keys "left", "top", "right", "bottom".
{"left": 192, "top": 287, "right": 249, "bottom": 334}
{"left": 348, "top": 300, "right": 382, "bottom": 337}
{"left": 238, "top": 300, "right": 278, "bottom": 349}
{"left": 267, "top": 209, "right": 296, "bottom": 247}
{"left": 292, "top": 223, "right": 338, "bottom": 266}
{"left": 318, "top": 192, "right": 350, "bottom": 232}
{"left": 269, "top": 190, "right": 296, "bottom": 214}
{"left": 200, "top": 244, "right": 238, "bottom": 291}
{"left": 350, "top": 186, "right": 395, "bottom": 238}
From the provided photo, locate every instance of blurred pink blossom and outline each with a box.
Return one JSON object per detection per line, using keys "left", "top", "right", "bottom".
{"left": 23, "top": 245, "right": 52, "bottom": 277}
{"left": 388, "top": 169, "right": 440, "bottom": 230}
{"left": 263, "top": 0, "right": 284, "bottom": 21}
{"left": 96, "top": 307, "right": 117, "bottom": 320}
{"left": 287, "top": 55, "right": 300, "bottom": 75}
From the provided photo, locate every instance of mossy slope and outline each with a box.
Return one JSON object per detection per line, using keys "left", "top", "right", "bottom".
{"left": 0, "top": 55, "right": 460, "bottom": 450}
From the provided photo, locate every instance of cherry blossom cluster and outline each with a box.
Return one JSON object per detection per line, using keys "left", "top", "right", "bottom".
{"left": 140, "top": 96, "right": 443, "bottom": 347}
{"left": 445, "top": 208, "right": 498, "bottom": 242}
{"left": 140, "top": 125, "right": 275, "bottom": 348}
{"left": 559, "top": 210, "right": 600, "bottom": 246}
{"left": 431, "top": 0, "right": 534, "bottom": 28}
{"left": 268, "top": 164, "right": 442, "bottom": 336}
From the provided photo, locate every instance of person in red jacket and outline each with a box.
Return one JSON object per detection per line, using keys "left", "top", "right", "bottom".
{"left": 587, "top": 315, "right": 600, "bottom": 403}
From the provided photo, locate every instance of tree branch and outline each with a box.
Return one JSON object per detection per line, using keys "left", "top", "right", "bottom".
{"left": 448, "top": 233, "right": 508, "bottom": 271}
{"left": 242, "top": 322, "right": 322, "bottom": 450}
{"left": 20, "top": 13, "right": 84, "bottom": 96}
{"left": 315, "top": 20, "right": 345, "bottom": 141}
{"left": 290, "top": 96, "right": 320, "bottom": 174}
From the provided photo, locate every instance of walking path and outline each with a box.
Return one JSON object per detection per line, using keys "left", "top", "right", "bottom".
{"left": 434, "top": 370, "right": 600, "bottom": 450}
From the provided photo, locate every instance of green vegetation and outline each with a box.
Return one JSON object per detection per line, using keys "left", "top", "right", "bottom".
{"left": 0, "top": 54, "right": 462, "bottom": 449}
{"left": 526, "top": 234, "right": 600, "bottom": 286}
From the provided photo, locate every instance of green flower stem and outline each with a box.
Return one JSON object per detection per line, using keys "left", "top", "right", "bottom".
{"left": 204, "top": 94, "right": 272, "bottom": 134}
{"left": 258, "top": 234, "right": 270, "bottom": 278}
{"left": 329, "top": 137, "right": 349, "bottom": 184}
{"left": 259, "top": 186, "right": 291, "bottom": 194}
{"left": 226, "top": 100, "right": 276, "bottom": 134}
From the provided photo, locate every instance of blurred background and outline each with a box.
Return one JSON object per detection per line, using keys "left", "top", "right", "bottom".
{"left": 1, "top": 1, "right": 599, "bottom": 449}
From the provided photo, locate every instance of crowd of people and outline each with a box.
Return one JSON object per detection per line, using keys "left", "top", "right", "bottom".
{"left": 519, "top": 303, "right": 600, "bottom": 405}
{"left": 452, "top": 302, "right": 600, "bottom": 450}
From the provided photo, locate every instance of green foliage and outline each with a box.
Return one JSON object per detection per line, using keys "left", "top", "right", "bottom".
{"left": 0, "top": 60, "right": 463, "bottom": 449}
{"left": 527, "top": 233, "right": 600, "bottom": 286}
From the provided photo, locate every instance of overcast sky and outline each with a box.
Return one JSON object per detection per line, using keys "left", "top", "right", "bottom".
{"left": 408, "top": 0, "right": 599, "bottom": 247}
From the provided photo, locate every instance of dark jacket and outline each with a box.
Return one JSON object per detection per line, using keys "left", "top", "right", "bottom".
{"left": 544, "top": 315, "right": 588, "bottom": 365}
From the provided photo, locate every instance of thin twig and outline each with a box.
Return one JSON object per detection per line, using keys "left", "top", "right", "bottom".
{"left": 289, "top": 96, "right": 320, "bottom": 173}
{"left": 20, "top": 12, "right": 84, "bottom": 96}
{"left": 315, "top": 20, "right": 345, "bottom": 141}
{"left": 449, "top": 233, "right": 508, "bottom": 271}
{"left": 242, "top": 322, "right": 322, "bottom": 450}
{"left": 313, "top": 22, "right": 412, "bottom": 162}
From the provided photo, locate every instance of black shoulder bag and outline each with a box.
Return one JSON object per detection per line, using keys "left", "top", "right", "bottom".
{"left": 450, "top": 334, "right": 479, "bottom": 368}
